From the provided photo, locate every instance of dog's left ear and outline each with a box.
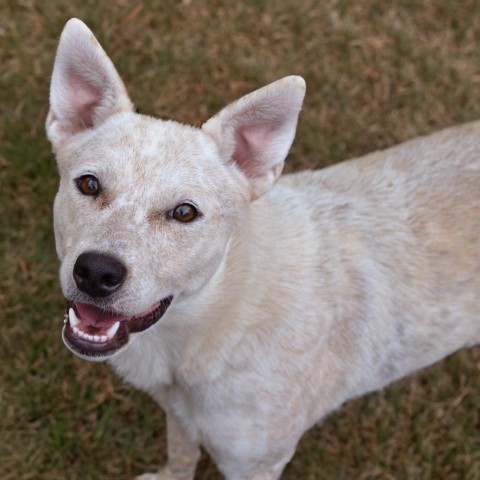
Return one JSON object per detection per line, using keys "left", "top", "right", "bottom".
{"left": 202, "top": 76, "right": 306, "bottom": 199}
{"left": 46, "top": 18, "right": 133, "bottom": 150}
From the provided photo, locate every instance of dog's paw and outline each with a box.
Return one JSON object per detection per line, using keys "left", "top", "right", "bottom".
{"left": 135, "top": 473, "right": 167, "bottom": 480}
{"left": 135, "top": 467, "right": 191, "bottom": 480}
{"left": 135, "top": 471, "right": 169, "bottom": 480}
{"left": 135, "top": 470, "right": 168, "bottom": 480}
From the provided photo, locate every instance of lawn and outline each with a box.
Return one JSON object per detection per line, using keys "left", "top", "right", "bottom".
{"left": 1, "top": 1, "right": 479, "bottom": 479}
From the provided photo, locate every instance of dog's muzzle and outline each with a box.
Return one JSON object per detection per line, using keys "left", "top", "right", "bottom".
{"left": 62, "top": 297, "right": 173, "bottom": 361}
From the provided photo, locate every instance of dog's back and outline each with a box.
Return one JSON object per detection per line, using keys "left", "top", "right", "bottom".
{"left": 270, "top": 121, "right": 480, "bottom": 402}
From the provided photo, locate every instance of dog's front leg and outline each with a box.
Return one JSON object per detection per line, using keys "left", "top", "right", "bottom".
{"left": 136, "top": 412, "right": 200, "bottom": 480}
{"left": 223, "top": 459, "right": 291, "bottom": 480}
{"left": 235, "top": 467, "right": 285, "bottom": 480}
{"left": 217, "top": 447, "right": 295, "bottom": 480}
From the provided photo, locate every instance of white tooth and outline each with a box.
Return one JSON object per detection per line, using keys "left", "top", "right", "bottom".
{"left": 106, "top": 321, "right": 120, "bottom": 339}
{"left": 100, "top": 335, "right": 108, "bottom": 343}
{"left": 73, "top": 326, "right": 79, "bottom": 336}
{"left": 68, "top": 308, "right": 80, "bottom": 328}
{"left": 79, "top": 331, "right": 86, "bottom": 339}
{"left": 93, "top": 335, "right": 100, "bottom": 342}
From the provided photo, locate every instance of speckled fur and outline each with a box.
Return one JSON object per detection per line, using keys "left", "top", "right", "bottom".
{"left": 48, "top": 19, "right": 479, "bottom": 480}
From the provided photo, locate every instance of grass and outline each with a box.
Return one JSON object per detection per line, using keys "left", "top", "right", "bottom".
{"left": 1, "top": 0, "right": 479, "bottom": 478}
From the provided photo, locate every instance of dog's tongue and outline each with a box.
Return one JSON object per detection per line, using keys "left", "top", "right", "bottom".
{"left": 75, "top": 302, "right": 130, "bottom": 327}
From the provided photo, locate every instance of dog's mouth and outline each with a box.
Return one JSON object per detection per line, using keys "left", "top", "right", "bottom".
{"left": 62, "top": 296, "right": 173, "bottom": 361}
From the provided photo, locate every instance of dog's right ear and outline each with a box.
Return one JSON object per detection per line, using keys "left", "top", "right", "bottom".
{"left": 202, "top": 76, "right": 306, "bottom": 199}
{"left": 46, "top": 18, "right": 133, "bottom": 150}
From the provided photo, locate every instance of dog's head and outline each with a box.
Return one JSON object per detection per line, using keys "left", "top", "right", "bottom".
{"left": 47, "top": 19, "right": 305, "bottom": 362}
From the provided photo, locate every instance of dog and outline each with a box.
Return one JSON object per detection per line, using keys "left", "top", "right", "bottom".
{"left": 47, "top": 18, "right": 479, "bottom": 480}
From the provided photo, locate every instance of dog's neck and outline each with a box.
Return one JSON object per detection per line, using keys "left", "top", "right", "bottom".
{"left": 107, "top": 202, "right": 264, "bottom": 390}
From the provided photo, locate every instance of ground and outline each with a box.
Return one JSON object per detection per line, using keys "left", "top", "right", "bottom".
{"left": 1, "top": 1, "right": 479, "bottom": 479}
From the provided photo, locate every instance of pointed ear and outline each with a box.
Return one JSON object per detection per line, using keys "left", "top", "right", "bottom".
{"left": 46, "top": 18, "right": 133, "bottom": 150}
{"left": 202, "top": 76, "right": 305, "bottom": 198}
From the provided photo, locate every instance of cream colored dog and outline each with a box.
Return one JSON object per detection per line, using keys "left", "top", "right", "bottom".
{"left": 47, "top": 18, "right": 479, "bottom": 480}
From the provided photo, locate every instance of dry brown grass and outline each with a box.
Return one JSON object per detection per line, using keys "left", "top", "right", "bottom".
{"left": 1, "top": 1, "right": 479, "bottom": 479}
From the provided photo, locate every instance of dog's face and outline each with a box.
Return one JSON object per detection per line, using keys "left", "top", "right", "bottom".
{"left": 53, "top": 115, "right": 249, "bottom": 360}
{"left": 47, "top": 19, "right": 305, "bottom": 361}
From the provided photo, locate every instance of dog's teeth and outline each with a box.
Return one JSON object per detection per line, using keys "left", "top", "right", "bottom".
{"left": 68, "top": 308, "right": 80, "bottom": 328}
{"left": 106, "top": 321, "right": 120, "bottom": 339}
{"left": 67, "top": 309, "right": 118, "bottom": 342}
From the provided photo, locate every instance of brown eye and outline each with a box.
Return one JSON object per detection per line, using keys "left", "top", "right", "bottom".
{"left": 76, "top": 175, "right": 100, "bottom": 196}
{"left": 172, "top": 203, "right": 198, "bottom": 222}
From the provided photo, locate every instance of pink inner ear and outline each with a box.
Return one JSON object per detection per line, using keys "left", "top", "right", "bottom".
{"left": 233, "top": 122, "right": 281, "bottom": 178}
{"left": 63, "top": 69, "right": 102, "bottom": 132}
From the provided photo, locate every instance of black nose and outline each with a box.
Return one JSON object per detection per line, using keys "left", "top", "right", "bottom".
{"left": 73, "top": 252, "right": 127, "bottom": 298}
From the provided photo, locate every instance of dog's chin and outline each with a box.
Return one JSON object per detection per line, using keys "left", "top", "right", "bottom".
{"left": 61, "top": 296, "right": 173, "bottom": 362}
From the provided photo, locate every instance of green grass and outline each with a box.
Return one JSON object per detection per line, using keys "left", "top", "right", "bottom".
{"left": 1, "top": 0, "right": 480, "bottom": 479}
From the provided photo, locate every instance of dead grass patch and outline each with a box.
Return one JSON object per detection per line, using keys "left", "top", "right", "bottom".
{"left": 1, "top": 1, "right": 479, "bottom": 479}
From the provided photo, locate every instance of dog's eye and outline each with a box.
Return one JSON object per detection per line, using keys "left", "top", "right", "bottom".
{"left": 172, "top": 203, "right": 198, "bottom": 223}
{"left": 76, "top": 175, "right": 100, "bottom": 196}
